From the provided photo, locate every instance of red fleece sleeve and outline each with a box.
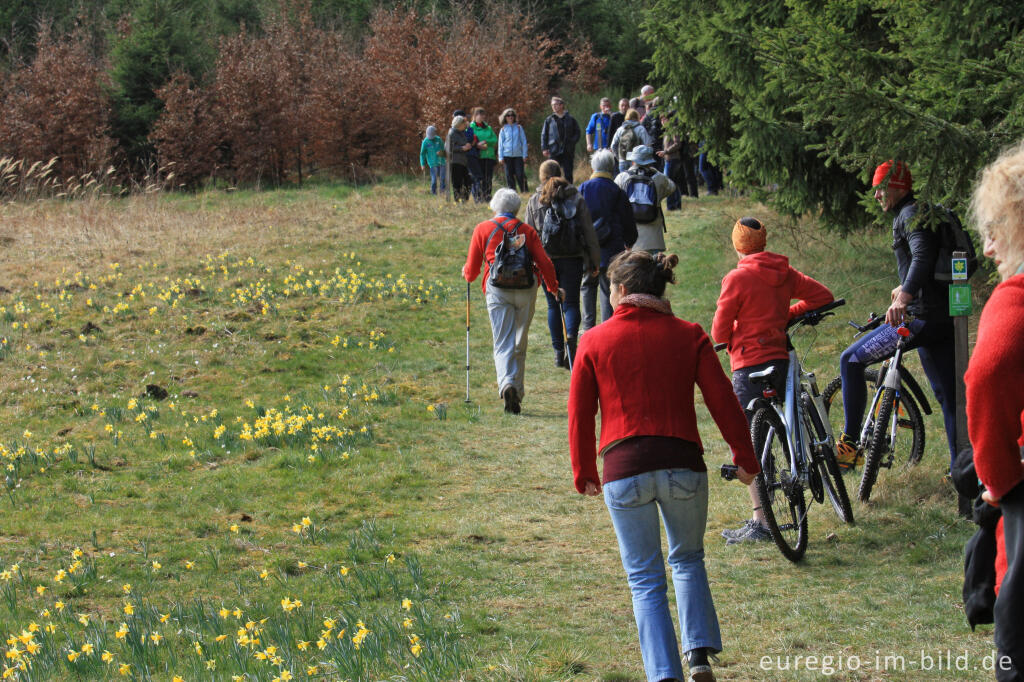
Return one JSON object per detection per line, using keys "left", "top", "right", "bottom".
{"left": 462, "top": 223, "right": 486, "bottom": 288}
{"left": 694, "top": 329, "right": 761, "bottom": 474}
{"left": 568, "top": 334, "right": 601, "bottom": 493}
{"left": 966, "top": 282, "right": 1024, "bottom": 500}
{"left": 787, "top": 268, "right": 834, "bottom": 319}
{"left": 711, "top": 271, "right": 740, "bottom": 346}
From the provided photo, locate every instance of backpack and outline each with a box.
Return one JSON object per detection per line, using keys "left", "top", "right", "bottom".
{"left": 932, "top": 206, "right": 978, "bottom": 282}
{"left": 625, "top": 170, "right": 659, "bottom": 223}
{"left": 486, "top": 219, "right": 534, "bottom": 290}
{"left": 592, "top": 216, "right": 613, "bottom": 246}
{"left": 540, "top": 197, "right": 580, "bottom": 258}
{"left": 617, "top": 125, "right": 638, "bottom": 162}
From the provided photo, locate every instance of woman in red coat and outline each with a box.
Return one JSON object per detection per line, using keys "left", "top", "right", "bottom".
{"left": 463, "top": 188, "right": 563, "bottom": 414}
{"left": 568, "top": 250, "right": 760, "bottom": 682}
{"left": 968, "top": 139, "right": 1024, "bottom": 680}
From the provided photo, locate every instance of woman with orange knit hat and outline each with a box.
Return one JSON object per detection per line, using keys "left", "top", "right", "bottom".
{"left": 712, "top": 217, "right": 834, "bottom": 544}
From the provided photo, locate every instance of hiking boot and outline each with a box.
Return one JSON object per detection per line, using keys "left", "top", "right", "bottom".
{"left": 502, "top": 386, "right": 521, "bottom": 415}
{"left": 725, "top": 521, "right": 771, "bottom": 545}
{"left": 554, "top": 349, "right": 566, "bottom": 368}
{"left": 686, "top": 648, "right": 716, "bottom": 682}
{"left": 721, "top": 518, "right": 759, "bottom": 540}
{"left": 566, "top": 337, "right": 577, "bottom": 368}
{"left": 835, "top": 434, "right": 862, "bottom": 472}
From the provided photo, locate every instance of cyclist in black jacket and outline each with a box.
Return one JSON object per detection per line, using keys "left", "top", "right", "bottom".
{"left": 836, "top": 160, "right": 958, "bottom": 473}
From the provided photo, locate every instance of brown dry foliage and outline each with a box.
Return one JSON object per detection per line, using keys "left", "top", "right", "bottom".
{"left": 0, "top": 24, "right": 115, "bottom": 182}
{"left": 152, "top": 0, "right": 604, "bottom": 186}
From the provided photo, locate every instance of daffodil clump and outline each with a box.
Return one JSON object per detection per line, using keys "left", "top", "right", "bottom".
{"left": 0, "top": 525, "right": 464, "bottom": 681}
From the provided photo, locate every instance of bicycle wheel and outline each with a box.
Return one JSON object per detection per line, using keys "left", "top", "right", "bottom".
{"left": 823, "top": 372, "right": 925, "bottom": 468}
{"left": 751, "top": 406, "right": 807, "bottom": 562}
{"left": 802, "top": 392, "right": 854, "bottom": 525}
{"left": 859, "top": 387, "right": 896, "bottom": 502}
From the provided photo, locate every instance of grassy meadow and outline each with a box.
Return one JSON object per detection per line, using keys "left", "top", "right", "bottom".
{"left": 0, "top": 175, "right": 996, "bottom": 681}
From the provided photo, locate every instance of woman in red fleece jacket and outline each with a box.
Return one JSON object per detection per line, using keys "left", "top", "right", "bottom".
{"left": 967, "top": 139, "right": 1024, "bottom": 679}
{"left": 711, "top": 217, "right": 833, "bottom": 545}
{"left": 568, "top": 250, "right": 759, "bottom": 682}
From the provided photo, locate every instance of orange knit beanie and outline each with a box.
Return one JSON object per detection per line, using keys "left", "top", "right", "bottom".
{"left": 732, "top": 217, "right": 766, "bottom": 254}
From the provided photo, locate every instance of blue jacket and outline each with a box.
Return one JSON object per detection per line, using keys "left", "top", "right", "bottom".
{"left": 578, "top": 174, "right": 637, "bottom": 267}
{"left": 586, "top": 112, "right": 612, "bottom": 149}
{"left": 498, "top": 124, "right": 528, "bottom": 159}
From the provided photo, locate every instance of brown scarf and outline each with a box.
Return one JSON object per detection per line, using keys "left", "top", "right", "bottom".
{"left": 620, "top": 293, "right": 672, "bottom": 315}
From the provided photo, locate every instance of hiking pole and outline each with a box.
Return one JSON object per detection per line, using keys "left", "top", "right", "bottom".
{"left": 559, "top": 299, "right": 573, "bottom": 373}
{"left": 464, "top": 282, "right": 472, "bottom": 402}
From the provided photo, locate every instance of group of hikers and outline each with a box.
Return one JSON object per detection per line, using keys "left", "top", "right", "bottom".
{"left": 458, "top": 90, "right": 1024, "bottom": 681}
{"left": 419, "top": 88, "right": 723, "bottom": 206}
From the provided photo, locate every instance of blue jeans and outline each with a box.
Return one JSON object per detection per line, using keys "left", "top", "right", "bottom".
{"left": 581, "top": 266, "right": 611, "bottom": 330}
{"left": 429, "top": 165, "right": 446, "bottom": 195}
{"left": 604, "top": 468, "right": 722, "bottom": 681}
{"left": 544, "top": 257, "right": 583, "bottom": 351}
{"left": 663, "top": 159, "right": 682, "bottom": 210}
{"left": 503, "top": 157, "right": 527, "bottom": 192}
{"left": 839, "top": 318, "right": 958, "bottom": 469}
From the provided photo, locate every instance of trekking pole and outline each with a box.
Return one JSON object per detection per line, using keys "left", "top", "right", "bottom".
{"left": 559, "top": 300, "right": 573, "bottom": 373}
{"left": 465, "top": 282, "right": 472, "bottom": 402}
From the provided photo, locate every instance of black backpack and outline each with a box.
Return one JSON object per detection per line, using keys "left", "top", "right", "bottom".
{"left": 486, "top": 218, "right": 534, "bottom": 290}
{"left": 540, "top": 197, "right": 580, "bottom": 258}
{"left": 932, "top": 206, "right": 978, "bottom": 282}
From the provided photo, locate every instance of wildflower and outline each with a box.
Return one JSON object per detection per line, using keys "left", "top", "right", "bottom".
{"left": 215, "top": 634, "right": 228, "bottom": 643}
{"left": 67, "top": 651, "right": 80, "bottom": 662}
{"left": 194, "top": 642, "right": 203, "bottom": 656}
{"left": 307, "top": 666, "right": 318, "bottom": 676}
{"left": 297, "top": 640, "right": 309, "bottom": 651}
{"left": 115, "top": 624, "right": 129, "bottom": 639}
{"left": 301, "top": 516, "right": 312, "bottom": 527}
{"left": 124, "top": 602, "right": 134, "bottom": 615}
{"left": 232, "top": 607, "right": 243, "bottom": 619}
{"left": 54, "top": 601, "right": 65, "bottom": 612}
{"left": 291, "top": 524, "right": 302, "bottom": 534}
{"left": 44, "top": 623, "right": 57, "bottom": 634}
{"left": 230, "top": 524, "right": 240, "bottom": 534}
{"left": 219, "top": 608, "right": 230, "bottom": 619}
{"left": 119, "top": 663, "right": 131, "bottom": 675}
{"left": 402, "top": 598, "right": 413, "bottom": 610}
{"left": 403, "top": 618, "right": 413, "bottom": 629}
{"left": 35, "top": 585, "right": 45, "bottom": 595}
{"left": 386, "top": 553, "right": 396, "bottom": 564}
{"left": 71, "top": 548, "right": 83, "bottom": 559}
{"left": 339, "top": 565, "right": 349, "bottom": 576}
{"left": 411, "top": 642, "right": 423, "bottom": 657}
{"left": 259, "top": 569, "right": 269, "bottom": 580}
{"left": 53, "top": 569, "right": 66, "bottom": 583}
{"left": 185, "top": 560, "right": 195, "bottom": 570}
{"left": 122, "top": 583, "right": 131, "bottom": 594}
{"left": 102, "top": 650, "right": 114, "bottom": 664}
{"left": 151, "top": 560, "right": 162, "bottom": 571}
{"left": 77, "top": 614, "right": 90, "bottom": 626}
{"left": 206, "top": 659, "right": 216, "bottom": 670}
{"left": 323, "top": 617, "right": 336, "bottom": 629}
{"left": 159, "top": 613, "right": 170, "bottom": 623}
{"left": 81, "top": 643, "right": 93, "bottom": 655}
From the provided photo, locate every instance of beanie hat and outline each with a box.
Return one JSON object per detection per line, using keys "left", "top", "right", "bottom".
{"left": 872, "top": 160, "right": 912, "bottom": 191}
{"left": 732, "top": 217, "right": 767, "bottom": 254}
{"left": 425, "top": 126, "right": 437, "bottom": 139}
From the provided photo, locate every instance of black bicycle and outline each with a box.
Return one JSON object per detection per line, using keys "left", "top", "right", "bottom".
{"left": 724, "top": 299, "right": 854, "bottom": 562}
{"left": 822, "top": 313, "right": 929, "bottom": 502}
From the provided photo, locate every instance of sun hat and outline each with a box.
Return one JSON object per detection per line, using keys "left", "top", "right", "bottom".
{"left": 626, "top": 145, "right": 657, "bottom": 166}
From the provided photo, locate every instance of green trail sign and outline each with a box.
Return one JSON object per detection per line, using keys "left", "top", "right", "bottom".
{"left": 949, "top": 283, "right": 972, "bottom": 316}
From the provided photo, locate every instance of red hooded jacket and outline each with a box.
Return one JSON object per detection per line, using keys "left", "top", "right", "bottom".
{"left": 711, "top": 251, "right": 834, "bottom": 372}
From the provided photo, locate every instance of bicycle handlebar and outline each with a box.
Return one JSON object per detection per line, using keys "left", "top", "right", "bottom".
{"left": 786, "top": 298, "right": 846, "bottom": 330}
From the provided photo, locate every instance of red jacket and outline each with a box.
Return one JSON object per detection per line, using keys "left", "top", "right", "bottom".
{"left": 711, "top": 252, "right": 833, "bottom": 372}
{"left": 462, "top": 216, "right": 558, "bottom": 294}
{"left": 966, "top": 274, "right": 1024, "bottom": 502}
{"left": 568, "top": 303, "right": 760, "bottom": 494}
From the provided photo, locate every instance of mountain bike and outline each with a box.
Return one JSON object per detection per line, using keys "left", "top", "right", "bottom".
{"left": 821, "top": 313, "right": 929, "bottom": 502}
{"left": 723, "top": 299, "right": 854, "bottom": 563}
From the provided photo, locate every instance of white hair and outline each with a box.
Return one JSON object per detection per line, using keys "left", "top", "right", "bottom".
{"left": 591, "top": 149, "right": 616, "bottom": 173}
{"left": 490, "top": 188, "right": 521, "bottom": 216}
{"left": 451, "top": 115, "right": 467, "bottom": 129}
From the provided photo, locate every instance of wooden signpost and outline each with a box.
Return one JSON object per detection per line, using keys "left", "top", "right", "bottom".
{"left": 951, "top": 250, "right": 972, "bottom": 517}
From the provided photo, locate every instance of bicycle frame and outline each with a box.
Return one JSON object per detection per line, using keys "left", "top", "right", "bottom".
{"left": 857, "top": 332, "right": 908, "bottom": 449}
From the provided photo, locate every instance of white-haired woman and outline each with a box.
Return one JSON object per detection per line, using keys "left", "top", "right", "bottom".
{"left": 446, "top": 115, "right": 473, "bottom": 202}
{"left": 967, "top": 139, "right": 1024, "bottom": 680}
{"left": 463, "top": 188, "right": 563, "bottom": 414}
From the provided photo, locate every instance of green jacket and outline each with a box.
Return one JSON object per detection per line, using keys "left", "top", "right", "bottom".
{"left": 419, "top": 136, "right": 445, "bottom": 168}
{"left": 470, "top": 122, "right": 498, "bottom": 161}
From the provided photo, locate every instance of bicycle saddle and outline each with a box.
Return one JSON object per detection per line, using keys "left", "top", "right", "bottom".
{"left": 749, "top": 367, "right": 777, "bottom": 384}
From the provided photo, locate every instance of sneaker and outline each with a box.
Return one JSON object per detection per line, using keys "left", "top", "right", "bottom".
{"left": 721, "top": 519, "right": 758, "bottom": 540}
{"left": 502, "top": 386, "right": 521, "bottom": 415}
{"left": 725, "top": 521, "right": 771, "bottom": 545}
{"left": 686, "top": 648, "right": 716, "bottom": 682}
{"left": 835, "top": 435, "right": 862, "bottom": 472}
